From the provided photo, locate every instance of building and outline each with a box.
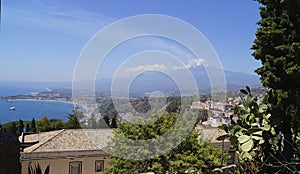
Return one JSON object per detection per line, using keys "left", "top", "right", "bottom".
{"left": 20, "top": 129, "right": 113, "bottom": 174}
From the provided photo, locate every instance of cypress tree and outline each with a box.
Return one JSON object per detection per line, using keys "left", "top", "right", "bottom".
{"left": 31, "top": 118, "right": 36, "bottom": 132}
{"left": 251, "top": 0, "right": 300, "bottom": 164}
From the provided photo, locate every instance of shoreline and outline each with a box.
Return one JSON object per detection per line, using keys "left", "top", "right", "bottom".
{"left": 9, "top": 98, "right": 74, "bottom": 105}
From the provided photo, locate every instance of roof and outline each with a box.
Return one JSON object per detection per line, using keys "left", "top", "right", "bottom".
{"left": 21, "top": 129, "right": 113, "bottom": 153}
{"left": 198, "top": 128, "right": 229, "bottom": 143}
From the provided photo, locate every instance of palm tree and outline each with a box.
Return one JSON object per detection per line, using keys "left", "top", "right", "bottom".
{"left": 27, "top": 162, "right": 50, "bottom": 174}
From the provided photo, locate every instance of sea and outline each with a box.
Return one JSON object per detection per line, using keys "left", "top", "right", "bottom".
{"left": 0, "top": 83, "right": 74, "bottom": 124}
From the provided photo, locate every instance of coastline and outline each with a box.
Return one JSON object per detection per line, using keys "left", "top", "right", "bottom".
{"left": 10, "top": 98, "right": 74, "bottom": 105}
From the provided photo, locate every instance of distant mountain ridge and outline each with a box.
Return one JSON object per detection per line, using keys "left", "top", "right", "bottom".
{"left": 96, "top": 66, "right": 261, "bottom": 94}
{"left": 1, "top": 66, "right": 260, "bottom": 95}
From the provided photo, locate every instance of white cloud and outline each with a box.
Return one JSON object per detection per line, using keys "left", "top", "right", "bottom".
{"left": 173, "top": 58, "right": 206, "bottom": 70}
{"left": 173, "top": 64, "right": 192, "bottom": 70}
{"left": 192, "top": 58, "right": 205, "bottom": 66}
{"left": 123, "top": 64, "right": 166, "bottom": 74}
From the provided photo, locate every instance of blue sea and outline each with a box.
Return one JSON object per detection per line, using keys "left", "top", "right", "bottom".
{"left": 0, "top": 83, "right": 74, "bottom": 124}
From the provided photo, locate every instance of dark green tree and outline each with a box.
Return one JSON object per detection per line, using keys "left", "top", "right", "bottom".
{"left": 197, "top": 109, "right": 209, "bottom": 123}
{"left": 251, "top": 0, "right": 300, "bottom": 165}
{"left": 53, "top": 119, "right": 64, "bottom": 130}
{"left": 106, "top": 113, "right": 225, "bottom": 173}
{"left": 166, "top": 97, "right": 181, "bottom": 113}
{"left": 111, "top": 117, "right": 118, "bottom": 128}
{"left": 0, "top": 124, "right": 3, "bottom": 132}
{"left": 8, "top": 122, "right": 17, "bottom": 137}
{"left": 65, "top": 107, "right": 84, "bottom": 129}
{"left": 18, "top": 119, "right": 24, "bottom": 136}
{"left": 103, "top": 115, "right": 110, "bottom": 127}
{"left": 28, "top": 162, "right": 50, "bottom": 174}
{"left": 25, "top": 123, "right": 30, "bottom": 132}
{"left": 31, "top": 118, "right": 36, "bottom": 132}
{"left": 37, "top": 116, "right": 51, "bottom": 132}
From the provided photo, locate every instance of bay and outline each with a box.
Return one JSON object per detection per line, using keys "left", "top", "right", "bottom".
{"left": 0, "top": 99, "right": 74, "bottom": 124}
{"left": 0, "top": 82, "right": 74, "bottom": 124}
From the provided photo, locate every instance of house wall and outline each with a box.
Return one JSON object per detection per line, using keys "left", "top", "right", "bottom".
{"left": 21, "top": 152, "right": 111, "bottom": 174}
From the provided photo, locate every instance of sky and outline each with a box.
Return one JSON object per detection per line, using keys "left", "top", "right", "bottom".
{"left": 0, "top": 0, "right": 262, "bottom": 82}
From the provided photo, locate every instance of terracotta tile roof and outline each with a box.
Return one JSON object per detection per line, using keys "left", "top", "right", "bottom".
{"left": 22, "top": 129, "right": 113, "bottom": 153}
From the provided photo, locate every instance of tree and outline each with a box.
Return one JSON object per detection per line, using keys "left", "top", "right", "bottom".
{"left": 65, "top": 107, "right": 84, "bottom": 129}
{"left": 103, "top": 115, "right": 110, "bottom": 127}
{"left": 37, "top": 116, "right": 51, "bottom": 132}
{"left": 251, "top": 0, "right": 300, "bottom": 166}
{"left": 31, "top": 118, "right": 36, "bottom": 132}
{"left": 8, "top": 122, "right": 17, "bottom": 137}
{"left": 166, "top": 97, "right": 181, "bottom": 113}
{"left": 111, "top": 117, "right": 118, "bottom": 128}
{"left": 106, "top": 113, "right": 225, "bottom": 173}
{"left": 53, "top": 119, "right": 64, "bottom": 130}
{"left": 25, "top": 123, "right": 30, "bottom": 132}
{"left": 197, "top": 109, "right": 209, "bottom": 123}
{"left": 28, "top": 162, "right": 50, "bottom": 174}
{"left": 18, "top": 119, "right": 24, "bottom": 136}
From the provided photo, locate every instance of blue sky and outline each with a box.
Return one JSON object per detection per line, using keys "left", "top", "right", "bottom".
{"left": 0, "top": 0, "right": 262, "bottom": 82}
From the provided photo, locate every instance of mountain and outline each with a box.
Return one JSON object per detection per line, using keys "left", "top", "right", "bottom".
{"left": 95, "top": 66, "right": 261, "bottom": 95}
{"left": 9, "top": 66, "right": 260, "bottom": 95}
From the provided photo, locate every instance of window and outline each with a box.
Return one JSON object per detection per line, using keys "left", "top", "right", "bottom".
{"left": 69, "top": 161, "right": 82, "bottom": 174}
{"left": 95, "top": 160, "right": 104, "bottom": 172}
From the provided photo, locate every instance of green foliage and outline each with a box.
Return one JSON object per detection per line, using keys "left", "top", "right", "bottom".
{"left": 65, "top": 107, "right": 84, "bottom": 129}
{"left": 218, "top": 87, "right": 300, "bottom": 173}
{"left": 8, "top": 122, "right": 17, "bottom": 137}
{"left": 166, "top": 97, "right": 181, "bottom": 113}
{"left": 98, "top": 98, "right": 118, "bottom": 116}
{"left": 100, "top": 114, "right": 118, "bottom": 129}
{"left": 250, "top": 0, "right": 300, "bottom": 171}
{"left": 106, "top": 113, "right": 225, "bottom": 174}
{"left": 25, "top": 123, "right": 30, "bottom": 132}
{"left": 17, "top": 119, "right": 24, "bottom": 136}
{"left": 52, "top": 119, "right": 64, "bottom": 130}
{"left": 103, "top": 115, "right": 110, "bottom": 126}
{"left": 111, "top": 117, "right": 118, "bottom": 128}
{"left": 197, "top": 109, "right": 210, "bottom": 124}
{"left": 2, "top": 120, "right": 31, "bottom": 135}
{"left": 31, "top": 118, "right": 36, "bottom": 132}
{"left": 252, "top": 0, "right": 300, "bottom": 90}
{"left": 37, "top": 116, "right": 51, "bottom": 132}
{"left": 30, "top": 117, "right": 65, "bottom": 132}
{"left": 28, "top": 162, "right": 50, "bottom": 174}
{"left": 130, "top": 97, "right": 151, "bottom": 113}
